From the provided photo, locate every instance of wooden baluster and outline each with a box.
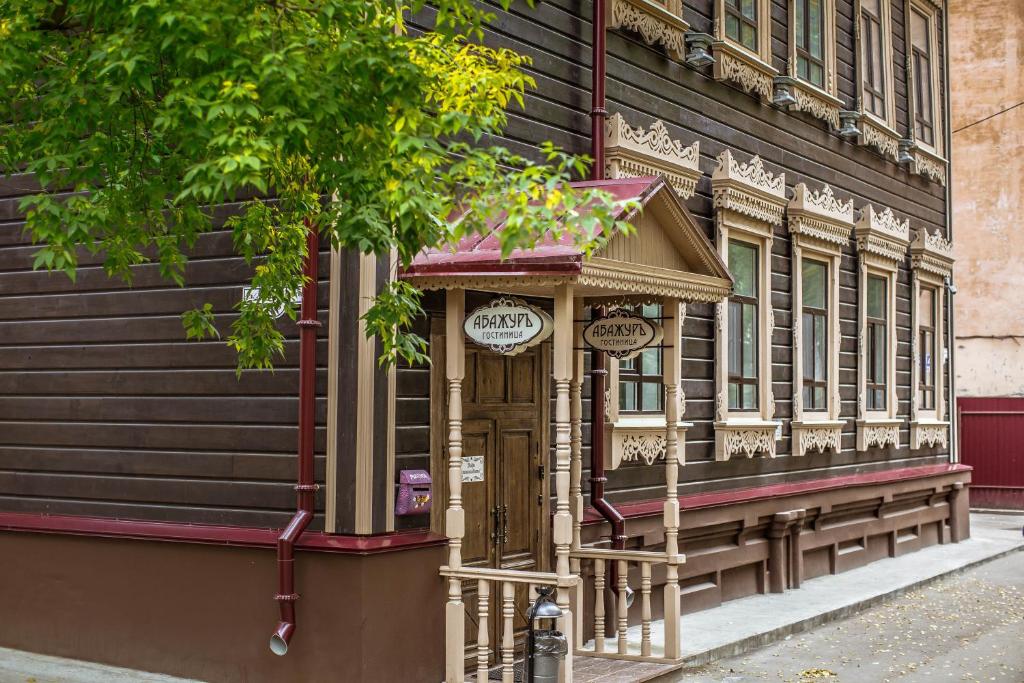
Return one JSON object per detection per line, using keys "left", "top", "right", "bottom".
{"left": 594, "top": 559, "right": 606, "bottom": 654}
{"left": 477, "top": 580, "right": 490, "bottom": 681}
{"left": 641, "top": 563, "right": 652, "bottom": 657}
{"left": 617, "top": 560, "right": 629, "bottom": 655}
{"left": 662, "top": 297, "right": 683, "bottom": 660}
{"left": 501, "top": 582, "right": 515, "bottom": 683}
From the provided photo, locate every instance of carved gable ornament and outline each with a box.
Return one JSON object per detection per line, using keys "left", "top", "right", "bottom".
{"left": 854, "top": 204, "right": 910, "bottom": 268}
{"left": 711, "top": 150, "right": 787, "bottom": 227}
{"left": 909, "top": 228, "right": 954, "bottom": 280}
{"left": 605, "top": 113, "right": 702, "bottom": 200}
{"left": 787, "top": 183, "right": 855, "bottom": 253}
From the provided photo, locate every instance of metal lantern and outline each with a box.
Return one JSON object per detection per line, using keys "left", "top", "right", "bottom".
{"left": 684, "top": 32, "right": 715, "bottom": 69}
{"left": 838, "top": 110, "right": 863, "bottom": 139}
{"left": 772, "top": 77, "right": 798, "bottom": 108}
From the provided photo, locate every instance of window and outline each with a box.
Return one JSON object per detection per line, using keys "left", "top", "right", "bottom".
{"left": 860, "top": 0, "right": 888, "bottom": 119}
{"left": 725, "top": 0, "right": 759, "bottom": 52}
{"left": 802, "top": 259, "right": 828, "bottom": 411}
{"left": 865, "top": 274, "right": 887, "bottom": 412}
{"left": 917, "top": 287, "right": 936, "bottom": 411}
{"left": 619, "top": 304, "right": 664, "bottom": 414}
{"left": 795, "top": 0, "right": 826, "bottom": 88}
{"left": 728, "top": 241, "right": 759, "bottom": 411}
{"left": 910, "top": 6, "right": 936, "bottom": 148}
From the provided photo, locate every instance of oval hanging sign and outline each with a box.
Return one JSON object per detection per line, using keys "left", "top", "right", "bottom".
{"left": 583, "top": 308, "right": 663, "bottom": 359}
{"left": 463, "top": 297, "right": 553, "bottom": 356}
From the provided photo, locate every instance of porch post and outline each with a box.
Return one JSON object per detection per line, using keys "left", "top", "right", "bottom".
{"left": 445, "top": 288, "right": 467, "bottom": 683}
{"left": 662, "top": 296, "right": 683, "bottom": 660}
{"left": 570, "top": 296, "right": 586, "bottom": 646}
{"left": 553, "top": 284, "right": 575, "bottom": 682}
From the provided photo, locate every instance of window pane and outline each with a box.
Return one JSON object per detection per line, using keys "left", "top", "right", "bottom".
{"left": 641, "top": 347, "right": 661, "bottom": 375}
{"left": 620, "top": 380, "right": 637, "bottom": 412}
{"left": 798, "top": 56, "right": 810, "bottom": 81}
{"left": 802, "top": 312, "right": 815, "bottom": 381}
{"left": 810, "top": 63, "right": 824, "bottom": 87}
{"left": 796, "top": 0, "right": 806, "bottom": 48}
{"left": 867, "top": 275, "right": 886, "bottom": 320}
{"left": 726, "top": 14, "right": 740, "bottom": 41}
{"left": 641, "top": 303, "right": 660, "bottom": 319}
{"left": 814, "top": 387, "right": 826, "bottom": 410}
{"left": 810, "top": 0, "right": 823, "bottom": 58}
{"left": 729, "top": 241, "right": 758, "bottom": 298}
{"left": 862, "top": 0, "right": 880, "bottom": 15}
{"left": 920, "top": 287, "right": 935, "bottom": 327}
{"left": 911, "top": 9, "right": 929, "bottom": 50}
{"left": 741, "top": 0, "right": 756, "bottom": 20}
{"left": 802, "top": 260, "right": 827, "bottom": 309}
{"left": 729, "top": 301, "right": 741, "bottom": 375}
{"left": 729, "top": 382, "right": 739, "bottom": 410}
{"left": 742, "top": 384, "right": 757, "bottom": 409}
{"left": 642, "top": 382, "right": 662, "bottom": 412}
{"left": 742, "top": 303, "right": 757, "bottom": 378}
{"left": 814, "top": 314, "right": 827, "bottom": 381}
{"left": 741, "top": 23, "right": 757, "bottom": 51}
{"left": 873, "top": 323, "right": 886, "bottom": 384}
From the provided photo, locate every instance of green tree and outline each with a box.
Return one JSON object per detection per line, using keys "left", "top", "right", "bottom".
{"left": 0, "top": 0, "right": 633, "bottom": 370}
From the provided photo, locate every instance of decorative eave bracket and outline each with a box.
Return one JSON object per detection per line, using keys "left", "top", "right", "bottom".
{"left": 909, "top": 228, "right": 954, "bottom": 281}
{"left": 787, "top": 183, "right": 854, "bottom": 253}
{"left": 854, "top": 204, "right": 910, "bottom": 268}
{"left": 608, "top": 0, "right": 689, "bottom": 60}
{"left": 605, "top": 113, "right": 703, "bottom": 200}
{"left": 711, "top": 150, "right": 787, "bottom": 227}
{"left": 712, "top": 41, "right": 778, "bottom": 101}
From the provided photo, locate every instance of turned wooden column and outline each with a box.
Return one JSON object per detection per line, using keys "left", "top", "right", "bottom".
{"left": 552, "top": 284, "right": 575, "bottom": 683}
{"left": 662, "top": 297, "right": 683, "bottom": 659}
{"left": 444, "top": 289, "right": 467, "bottom": 683}
{"left": 569, "top": 297, "right": 585, "bottom": 647}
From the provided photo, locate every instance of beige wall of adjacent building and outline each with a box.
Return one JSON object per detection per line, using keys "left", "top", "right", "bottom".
{"left": 950, "top": 0, "right": 1024, "bottom": 397}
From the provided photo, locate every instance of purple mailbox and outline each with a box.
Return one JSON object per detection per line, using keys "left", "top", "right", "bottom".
{"left": 395, "top": 469, "right": 432, "bottom": 516}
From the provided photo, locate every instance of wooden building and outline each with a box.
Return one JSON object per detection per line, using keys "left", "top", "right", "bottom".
{"left": 0, "top": 0, "right": 967, "bottom": 681}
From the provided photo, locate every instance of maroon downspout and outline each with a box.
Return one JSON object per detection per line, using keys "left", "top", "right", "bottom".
{"left": 269, "top": 220, "right": 320, "bottom": 656}
{"left": 588, "top": 2, "right": 629, "bottom": 613}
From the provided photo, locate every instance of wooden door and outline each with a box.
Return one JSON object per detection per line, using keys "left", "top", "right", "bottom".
{"left": 433, "top": 337, "right": 549, "bottom": 670}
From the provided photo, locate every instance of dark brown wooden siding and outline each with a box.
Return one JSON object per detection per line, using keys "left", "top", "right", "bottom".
{"left": 402, "top": 0, "right": 950, "bottom": 512}
{"left": 0, "top": 174, "right": 330, "bottom": 528}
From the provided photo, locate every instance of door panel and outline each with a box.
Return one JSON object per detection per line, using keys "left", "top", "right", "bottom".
{"left": 461, "top": 420, "right": 496, "bottom": 567}
{"left": 498, "top": 426, "right": 538, "bottom": 567}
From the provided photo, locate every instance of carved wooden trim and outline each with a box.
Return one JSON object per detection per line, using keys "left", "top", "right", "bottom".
{"left": 910, "top": 228, "right": 954, "bottom": 280}
{"left": 605, "top": 113, "right": 702, "bottom": 200}
{"left": 859, "top": 117, "right": 901, "bottom": 160}
{"left": 788, "top": 182, "right": 855, "bottom": 253}
{"left": 608, "top": 0, "right": 689, "bottom": 59}
{"left": 910, "top": 146, "right": 948, "bottom": 186}
{"left": 791, "top": 421, "right": 844, "bottom": 456}
{"left": 856, "top": 418, "right": 901, "bottom": 451}
{"left": 910, "top": 420, "right": 949, "bottom": 450}
{"left": 714, "top": 421, "right": 779, "bottom": 460}
{"left": 712, "top": 42, "right": 778, "bottom": 100}
{"left": 711, "top": 150, "right": 787, "bottom": 227}
{"left": 790, "top": 82, "right": 843, "bottom": 129}
{"left": 854, "top": 204, "right": 911, "bottom": 269}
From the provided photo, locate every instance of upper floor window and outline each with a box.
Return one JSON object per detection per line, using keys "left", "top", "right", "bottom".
{"left": 865, "top": 274, "right": 888, "bottom": 412}
{"left": 725, "top": 0, "right": 759, "bottom": 52}
{"left": 858, "top": 0, "right": 895, "bottom": 125}
{"left": 909, "top": 4, "right": 939, "bottom": 149}
{"left": 795, "top": 0, "right": 826, "bottom": 88}
{"left": 728, "top": 241, "right": 759, "bottom": 411}
{"left": 619, "top": 304, "right": 664, "bottom": 415}
{"left": 917, "top": 286, "right": 936, "bottom": 411}
{"left": 802, "top": 259, "right": 828, "bottom": 411}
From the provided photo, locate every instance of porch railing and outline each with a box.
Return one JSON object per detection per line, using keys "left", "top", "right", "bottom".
{"left": 570, "top": 548, "right": 684, "bottom": 662}
{"left": 439, "top": 565, "right": 578, "bottom": 683}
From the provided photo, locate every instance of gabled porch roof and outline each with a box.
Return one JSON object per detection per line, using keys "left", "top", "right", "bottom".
{"left": 399, "top": 176, "right": 733, "bottom": 303}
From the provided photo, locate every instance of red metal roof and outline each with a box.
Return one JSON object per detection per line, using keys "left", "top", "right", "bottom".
{"left": 400, "top": 176, "right": 665, "bottom": 280}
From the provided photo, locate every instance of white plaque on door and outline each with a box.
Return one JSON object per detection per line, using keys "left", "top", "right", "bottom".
{"left": 462, "top": 455, "right": 485, "bottom": 483}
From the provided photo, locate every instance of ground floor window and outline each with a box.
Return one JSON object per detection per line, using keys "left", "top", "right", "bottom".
{"left": 728, "top": 240, "right": 759, "bottom": 411}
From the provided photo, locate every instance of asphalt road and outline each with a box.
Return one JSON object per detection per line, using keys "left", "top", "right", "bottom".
{"left": 675, "top": 549, "right": 1024, "bottom": 683}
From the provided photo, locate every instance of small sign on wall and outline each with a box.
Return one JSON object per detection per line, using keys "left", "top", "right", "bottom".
{"left": 463, "top": 297, "right": 553, "bottom": 356}
{"left": 582, "top": 308, "right": 663, "bottom": 359}
{"left": 462, "top": 455, "right": 485, "bottom": 483}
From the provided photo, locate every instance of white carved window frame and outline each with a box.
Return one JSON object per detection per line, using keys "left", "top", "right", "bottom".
{"left": 604, "top": 299, "right": 692, "bottom": 470}
{"left": 854, "top": 0, "right": 901, "bottom": 160}
{"left": 711, "top": 151, "right": 786, "bottom": 461}
{"left": 904, "top": 0, "right": 948, "bottom": 185}
{"left": 787, "top": 183, "right": 854, "bottom": 456}
{"left": 712, "top": 0, "right": 778, "bottom": 101}
{"left": 909, "top": 228, "right": 953, "bottom": 450}
{"left": 784, "top": 0, "right": 843, "bottom": 129}
{"left": 854, "top": 205, "right": 909, "bottom": 451}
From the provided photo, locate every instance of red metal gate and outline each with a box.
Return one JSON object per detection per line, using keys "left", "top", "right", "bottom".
{"left": 958, "top": 397, "right": 1024, "bottom": 509}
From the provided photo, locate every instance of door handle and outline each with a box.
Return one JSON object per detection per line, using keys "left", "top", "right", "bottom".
{"left": 491, "top": 506, "right": 501, "bottom": 545}
{"left": 501, "top": 504, "right": 510, "bottom": 545}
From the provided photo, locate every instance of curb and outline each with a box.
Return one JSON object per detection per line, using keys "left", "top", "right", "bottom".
{"left": 646, "top": 541, "right": 1024, "bottom": 682}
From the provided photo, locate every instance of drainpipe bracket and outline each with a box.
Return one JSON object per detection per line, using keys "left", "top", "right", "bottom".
{"left": 274, "top": 593, "right": 300, "bottom": 602}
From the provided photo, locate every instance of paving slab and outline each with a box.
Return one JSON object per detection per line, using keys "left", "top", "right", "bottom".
{"left": 0, "top": 647, "right": 201, "bottom": 683}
